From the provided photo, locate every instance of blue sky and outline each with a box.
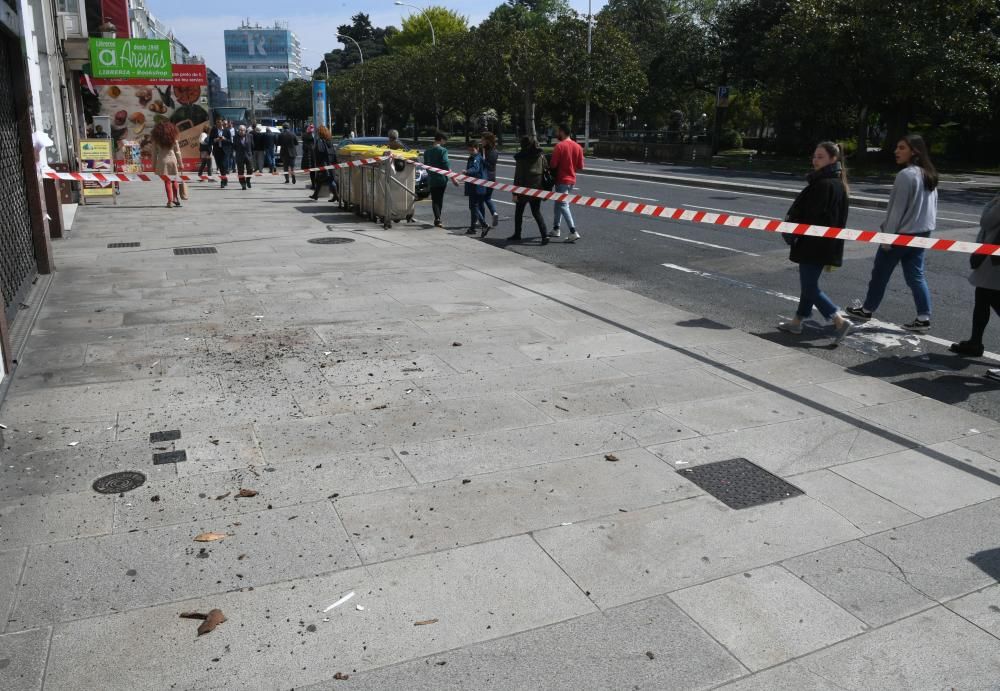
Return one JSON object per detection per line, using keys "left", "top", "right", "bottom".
{"left": 156, "top": 0, "right": 607, "bottom": 86}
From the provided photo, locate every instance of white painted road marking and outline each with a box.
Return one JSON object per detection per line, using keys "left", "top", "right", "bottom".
{"left": 595, "top": 191, "right": 659, "bottom": 202}
{"left": 685, "top": 204, "right": 780, "bottom": 220}
{"left": 660, "top": 262, "right": 1000, "bottom": 362}
{"left": 643, "top": 230, "right": 761, "bottom": 256}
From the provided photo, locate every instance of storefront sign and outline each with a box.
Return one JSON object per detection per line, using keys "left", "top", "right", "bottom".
{"left": 89, "top": 38, "right": 172, "bottom": 80}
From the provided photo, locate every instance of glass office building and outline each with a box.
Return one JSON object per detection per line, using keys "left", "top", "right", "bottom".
{"left": 224, "top": 22, "right": 303, "bottom": 121}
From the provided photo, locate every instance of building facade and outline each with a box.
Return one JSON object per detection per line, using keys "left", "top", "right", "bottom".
{"left": 224, "top": 21, "right": 302, "bottom": 122}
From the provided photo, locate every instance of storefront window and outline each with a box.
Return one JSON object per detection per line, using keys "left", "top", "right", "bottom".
{"left": 57, "top": 0, "right": 79, "bottom": 13}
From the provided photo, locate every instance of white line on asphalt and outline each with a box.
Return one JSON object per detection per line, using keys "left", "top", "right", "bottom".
{"left": 939, "top": 216, "right": 982, "bottom": 224}
{"left": 685, "top": 204, "right": 780, "bottom": 220}
{"left": 595, "top": 191, "right": 659, "bottom": 202}
{"left": 659, "top": 262, "right": 1000, "bottom": 362}
{"left": 643, "top": 230, "right": 761, "bottom": 256}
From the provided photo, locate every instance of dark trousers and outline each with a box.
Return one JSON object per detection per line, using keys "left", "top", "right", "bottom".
{"left": 235, "top": 156, "right": 252, "bottom": 187}
{"left": 970, "top": 287, "right": 1000, "bottom": 345}
{"left": 212, "top": 149, "right": 229, "bottom": 186}
{"left": 282, "top": 154, "right": 296, "bottom": 181}
{"left": 430, "top": 186, "right": 446, "bottom": 221}
{"left": 197, "top": 155, "right": 212, "bottom": 176}
{"left": 513, "top": 196, "right": 547, "bottom": 238}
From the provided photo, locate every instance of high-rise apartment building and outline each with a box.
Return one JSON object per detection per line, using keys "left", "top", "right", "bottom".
{"left": 224, "top": 21, "right": 302, "bottom": 121}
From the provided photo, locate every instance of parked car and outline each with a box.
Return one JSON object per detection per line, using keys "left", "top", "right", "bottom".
{"left": 335, "top": 136, "right": 429, "bottom": 199}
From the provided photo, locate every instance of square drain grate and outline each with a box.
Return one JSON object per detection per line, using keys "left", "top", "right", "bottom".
{"left": 150, "top": 429, "right": 181, "bottom": 443}
{"left": 173, "top": 246, "right": 217, "bottom": 255}
{"left": 678, "top": 458, "right": 803, "bottom": 509}
{"left": 153, "top": 450, "right": 187, "bottom": 465}
{"left": 108, "top": 242, "right": 140, "bottom": 248}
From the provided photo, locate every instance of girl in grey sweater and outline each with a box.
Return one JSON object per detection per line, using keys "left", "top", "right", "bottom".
{"left": 847, "top": 134, "right": 939, "bottom": 331}
{"left": 950, "top": 193, "right": 1000, "bottom": 357}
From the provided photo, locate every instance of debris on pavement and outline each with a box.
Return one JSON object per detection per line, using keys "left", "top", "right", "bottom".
{"left": 67, "top": 441, "right": 79, "bottom": 447}
{"left": 236, "top": 488, "right": 258, "bottom": 498}
{"left": 193, "top": 532, "right": 228, "bottom": 542}
{"left": 179, "top": 609, "right": 227, "bottom": 636}
{"left": 645, "top": 651, "right": 655, "bottom": 660}
{"left": 356, "top": 605, "right": 365, "bottom": 611}
{"left": 323, "top": 591, "right": 355, "bottom": 612}
{"left": 604, "top": 453, "right": 619, "bottom": 462}
{"left": 333, "top": 672, "right": 350, "bottom": 680}
{"left": 215, "top": 492, "right": 231, "bottom": 500}
{"left": 414, "top": 618, "right": 439, "bottom": 626}
{"left": 452, "top": 342, "right": 462, "bottom": 347}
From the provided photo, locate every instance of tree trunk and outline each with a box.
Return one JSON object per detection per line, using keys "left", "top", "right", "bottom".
{"left": 855, "top": 104, "right": 869, "bottom": 162}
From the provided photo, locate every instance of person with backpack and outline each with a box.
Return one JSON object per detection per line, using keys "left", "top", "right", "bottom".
{"left": 846, "top": 134, "right": 939, "bottom": 331}
{"left": 507, "top": 136, "right": 549, "bottom": 245}
{"left": 463, "top": 142, "right": 489, "bottom": 235}
{"left": 776, "top": 141, "right": 853, "bottom": 343}
{"left": 277, "top": 124, "right": 298, "bottom": 184}
{"left": 950, "top": 193, "right": 1000, "bottom": 358}
{"left": 549, "top": 123, "right": 584, "bottom": 242}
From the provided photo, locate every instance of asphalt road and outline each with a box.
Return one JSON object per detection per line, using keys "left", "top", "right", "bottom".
{"left": 412, "top": 163, "right": 1000, "bottom": 423}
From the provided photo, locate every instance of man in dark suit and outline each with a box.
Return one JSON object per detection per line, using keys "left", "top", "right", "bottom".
{"left": 210, "top": 117, "right": 232, "bottom": 188}
{"left": 277, "top": 124, "right": 299, "bottom": 184}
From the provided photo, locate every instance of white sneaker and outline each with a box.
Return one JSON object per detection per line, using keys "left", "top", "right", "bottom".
{"left": 777, "top": 320, "right": 802, "bottom": 335}
{"left": 833, "top": 318, "right": 853, "bottom": 344}
{"left": 565, "top": 231, "right": 580, "bottom": 243}
{"left": 551, "top": 228, "right": 561, "bottom": 238}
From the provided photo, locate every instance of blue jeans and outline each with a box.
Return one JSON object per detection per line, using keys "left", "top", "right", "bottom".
{"left": 483, "top": 188, "right": 497, "bottom": 217}
{"left": 553, "top": 183, "right": 576, "bottom": 230}
{"left": 862, "top": 234, "right": 932, "bottom": 317}
{"left": 796, "top": 263, "right": 838, "bottom": 320}
{"left": 468, "top": 194, "right": 486, "bottom": 228}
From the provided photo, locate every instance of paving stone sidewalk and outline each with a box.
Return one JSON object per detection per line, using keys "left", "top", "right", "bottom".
{"left": 2, "top": 178, "right": 1000, "bottom": 690}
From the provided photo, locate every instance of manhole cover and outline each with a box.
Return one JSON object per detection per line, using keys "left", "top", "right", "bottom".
{"left": 93, "top": 471, "right": 146, "bottom": 494}
{"left": 107, "top": 242, "right": 140, "bottom": 248}
{"left": 308, "top": 237, "right": 355, "bottom": 244}
{"left": 173, "top": 246, "right": 218, "bottom": 255}
{"left": 677, "top": 458, "right": 803, "bottom": 509}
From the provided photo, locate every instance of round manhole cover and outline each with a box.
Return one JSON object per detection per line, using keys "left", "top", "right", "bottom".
{"left": 308, "top": 237, "right": 355, "bottom": 244}
{"left": 92, "top": 471, "right": 147, "bottom": 494}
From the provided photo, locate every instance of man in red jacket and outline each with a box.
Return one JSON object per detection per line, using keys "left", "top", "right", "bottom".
{"left": 549, "top": 123, "right": 584, "bottom": 242}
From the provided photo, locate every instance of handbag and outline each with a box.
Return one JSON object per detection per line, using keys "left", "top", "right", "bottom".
{"left": 540, "top": 165, "right": 555, "bottom": 192}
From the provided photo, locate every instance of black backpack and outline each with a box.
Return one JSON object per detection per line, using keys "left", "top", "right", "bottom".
{"left": 541, "top": 155, "right": 555, "bottom": 191}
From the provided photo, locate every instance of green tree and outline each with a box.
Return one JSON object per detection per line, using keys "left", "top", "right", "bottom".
{"left": 385, "top": 7, "right": 469, "bottom": 50}
{"left": 267, "top": 79, "right": 312, "bottom": 127}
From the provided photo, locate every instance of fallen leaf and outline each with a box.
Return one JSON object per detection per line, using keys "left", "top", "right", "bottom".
{"left": 452, "top": 342, "right": 462, "bottom": 347}
{"left": 414, "top": 618, "right": 439, "bottom": 626}
{"left": 209, "top": 439, "right": 220, "bottom": 446}
{"left": 193, "top": 532, "right": 227, "bottom": 542}
{"left": 197, "top": 609, "right": 226, "bottom": 636}
{"left": 333, "top": 672, "right": 350, "bottom": 680}
{"left": 604, "top": 454, "right": 619, "bottom": 462}
{"left": 150, "top": 495, "right": 161, "bottom": 502}
{"left": 237, "top": 488, "right": 258, "bottom": 498}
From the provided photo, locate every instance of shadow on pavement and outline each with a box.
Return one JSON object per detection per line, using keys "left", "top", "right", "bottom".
{"left": 969, "top": 548, "right": 1000, "bottom": 583}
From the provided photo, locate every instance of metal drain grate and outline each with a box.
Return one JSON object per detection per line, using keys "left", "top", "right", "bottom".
{"left": 93, "top": 471, "right": 147, "bottom": 494}
{"left": 153, "top": 450, "right": 187, "bottom": 465}
{"left": 173, "top": 247, "right": 217, "bottom": 255}
{"left": 677, "top": 458, "right": 803, "bottom": 509}
{"left": 308, "top": 237, "right": 355, "bottom": 244}
{"left": 150, "top": 429, "right": 181, "bottom": 443}
{"left": 108, "top": 242, "right": 140, "bottom": 248}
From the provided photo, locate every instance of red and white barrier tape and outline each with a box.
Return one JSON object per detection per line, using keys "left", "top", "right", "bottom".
{"left": 409, "top": 160, "right": 997, "bottom": 257}
{"left": 41, "top": 156, "right": 387, "bottom": 185}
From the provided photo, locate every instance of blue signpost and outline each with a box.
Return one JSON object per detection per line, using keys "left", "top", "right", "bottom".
{"left": 312, "top": 80, "right": 327, "bottom": 129}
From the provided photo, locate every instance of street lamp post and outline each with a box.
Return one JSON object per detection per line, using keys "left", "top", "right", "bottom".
{"left": 337, "top": 34, "right": 366, "bottom": 136}
{"left": 249, "top": 84, "right": 255, "bottom": 125}
{"left": 583, "top": 0, "right": 592, "bottom": 155}
{"left": 394, "top": 1, "right": 438, "bottom": 130}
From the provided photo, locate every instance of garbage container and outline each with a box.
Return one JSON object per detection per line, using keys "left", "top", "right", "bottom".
{"left": 334, "top": 143, "right": 419, "bottom": 227}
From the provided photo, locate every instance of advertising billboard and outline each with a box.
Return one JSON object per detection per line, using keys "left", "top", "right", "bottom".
{"left": 312, "top": 80, "right": 327, "bottom": 129}
{"left": 86, "top": 64, "right": 209, "bottom": 171}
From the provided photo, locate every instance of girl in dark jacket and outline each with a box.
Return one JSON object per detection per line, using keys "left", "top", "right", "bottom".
{"left": 308, "top": 126, "right": 338, "bottom": 202}
{"left": 507, "top": 136, "right": 548, "bottom": 244}
{"left": 481, "top": 132, "right": 500, "bottom": 228}
{"left": 777, "top": 141, "right": 853, "bottom": 342}
{"left": 301, "top": 126, "right": 315, "bottom": 189}
{"left": 463, "top": 143, "right": 489, "bottom": 235}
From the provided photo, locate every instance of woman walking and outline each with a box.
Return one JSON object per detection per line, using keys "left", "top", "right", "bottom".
{"left": 950, "top": 193, "right": 1000, "bottom": 358}
{"left": 463, "top": 142, "right": 488, "bottom": 235}
{"left": 507, "top": 136, "right": 549, "bottom": 244}
{"left": 777, "top": 141, "right": 852, "bottom": 342}
{"left": 308, "top": 126, "right": 338, "bottom": 202}
{"left": 847, "top": 134, "right": 939, "bottom": 331}
{"left": 481, "top": 132, "right": 500, "bottom": 228}
{"left": 151, "top": 121, "right": 183, "bottom": 208}
{"left": 197, "top": 124, "right": 212, "bottom": 177}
